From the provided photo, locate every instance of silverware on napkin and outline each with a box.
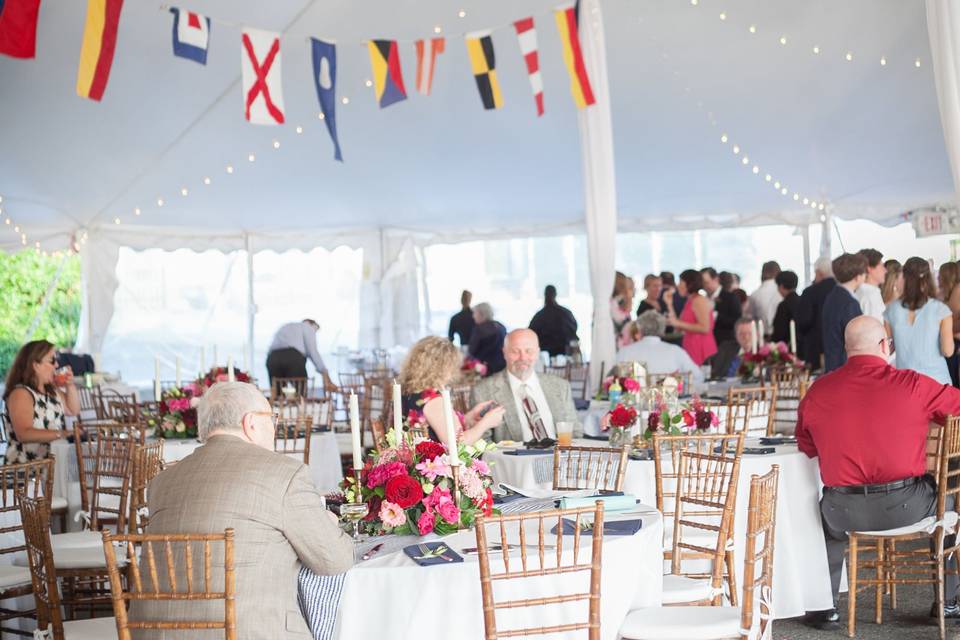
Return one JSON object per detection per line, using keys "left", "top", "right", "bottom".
{"left": 361, "top": 543, "right": 384, "bottom": 561}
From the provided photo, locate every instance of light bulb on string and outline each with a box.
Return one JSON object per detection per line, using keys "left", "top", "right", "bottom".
{"left": 720, "top": 134, "right": 728, "bottom": 143}
{"left": 774, "top": 181, "right": 781, "bottom": 189}
{"left": 273, "top": 140, "right": 280, "bottom": 149}
{"left": 802, "top": 197, "right": 809, "bottom": 205}
{"left": 764, "top": 174, "right": 772, "bottom": 182}
{"left": 781, "top": 187, "right": 788, "bottom": 195}
{"left": 845, "top": 52, "right": 853, "bottom": 61}
{"left": 226, "top": 165, "right": 234, "bottom": 174}
{"left": 793, "top": 193, "right": 800, "bottom": 201}
{"left": 296, "top": 126, "right": 303, "bottom": 134}
{"left": 812, "top": 46, "right": 820, "bottom": 54}
{"left": 180, "top": 187, "right": 188, "bottom": 196}
{"left": 341, "top": 97, "right": 349, "bottom": 105}
{"left": 365, "top": 79, "right": 373, "bottom": 87}
{"left": 915, "top": 58, "right": 921, "bottom": 68}
{"left": 732, "top": 145, "right": 740, "bottom": 154}
{"left": 748, "top": 25, "right": 756, "bottom": 34}
{"left": 779, "top": 36, "right": 787, "bottom": 45}
{"left": 203, "top": 177, "right": 211, "bottom": 185}
{"left": 458, "top": 10, "right": 466, "bottom": 18}
{"left": 880, "top": 56, "right": 887, "bottom": 66}
{"left": 719, "top": 11, "right": 726, "bottom": 20}
{"left": 114, "top": 217, "right": 121, "bottom": 225}
{"left": 248, "top": 153, "right": 256, "bottom": 162}
{"left": 318, "top": 112, "right": 326, "bottom": 120}
{"left": 13, "top": 225, "right": 19, "bottom": 233}
{"left": 741, "top": 156, "right": 749, "bottom": 165}
{"left": 134, "top": 207, "right": 141, "bottom": 216}
{"left": 810, "top": 201, "right": 818, "bottom": 209}
{"left": 433, "top": 25, "right": 442, "bottom": 34}
{"left": 157, "top": 198, "right": 164, "bottom": 207}
{"left": 752, "top": 165, "right": 759, "bottom": 174}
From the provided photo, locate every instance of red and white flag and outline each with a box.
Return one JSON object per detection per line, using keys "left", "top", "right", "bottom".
{"left": 513, "top": 17, "right": 543, "bottom": 116}
{"left": 414, "top": 37, "right": 444, "bottom": 96}
{"left": 241, "top": 27, "right": 285, "bottom": 125}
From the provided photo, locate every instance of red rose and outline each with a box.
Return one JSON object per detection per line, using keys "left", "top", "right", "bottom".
{"left": 364, "top": 494, "right": 382, "bottom": 522}
{"left": 608, "top": 404, "right": 638, "bottom": 429}
{"left": 416, "top": 440, "right": 446, "bottom": 461}
{"left": 384, "top": 475, "right": 424, "bottom": 509}
{"left": 681, "top": 410, "right": 695, "bottom": 427}
{"left": 481, "top": 487, "right": 494, "bottom": 517}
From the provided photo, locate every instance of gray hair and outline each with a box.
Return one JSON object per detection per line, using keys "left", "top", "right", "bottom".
{"left": 636, "top": 310, "right": 666, "bottom": 338}
{"left": 473, "top": 302, "right": 494, "bottom": 323}
{"left": 814, "top": 256, "right": 833, "bottom": 277}
{"left": 197, "top": 382, "right": 266, "bottom": 441}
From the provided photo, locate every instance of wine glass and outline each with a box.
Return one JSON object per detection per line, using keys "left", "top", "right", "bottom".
{"left": 340, "top": 503, "right": 369, "bottom": 541}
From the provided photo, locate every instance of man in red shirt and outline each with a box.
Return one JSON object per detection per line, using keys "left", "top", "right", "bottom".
{"left": 796, "top": 315, "right": 960, "bottom": 628}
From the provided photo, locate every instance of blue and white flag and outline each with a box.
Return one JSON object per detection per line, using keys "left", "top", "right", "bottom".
{"left": 311, "top": 38, "right": 342, "bottom": 162}
{"left": 170, "top": 7, "right": 210, "bottom": 65}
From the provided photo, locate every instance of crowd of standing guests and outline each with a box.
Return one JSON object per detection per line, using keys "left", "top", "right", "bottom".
{"left": 610, "top": 250, "right": 960, "bottom": 385}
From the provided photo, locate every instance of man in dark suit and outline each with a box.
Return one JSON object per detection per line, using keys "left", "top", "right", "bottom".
{"left": 821, "top": 253, "right": 867, "bottom": 372}
{"left": 702, "top": 268, "right": 741, "bottom": 345}
{"left": 468, "top": 302, "right": 507, "bottom": 375}
{"left": 796, "top": 257, "right": 836, "bottom": 371}
{"left": 709, "top": 318, "right": 756, "bottom": 379}
{"left": 529, "top": 285, "right": 579, "bottom": 357}
{"left": 448, "top": 290, "right": 475, "bottom": 346}
{"left": 771, "top": 270, "right": 800, "bottom": 346}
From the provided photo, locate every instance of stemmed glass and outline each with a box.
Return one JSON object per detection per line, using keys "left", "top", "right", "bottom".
{"left": 340, "top": 503, "right": 369, "bottom": 542}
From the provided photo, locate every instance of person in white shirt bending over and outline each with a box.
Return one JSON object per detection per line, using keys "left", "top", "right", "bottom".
{"left": 854, "top": 248, "right": 886, "bottom": 322}
{"left": 748, "top": 261, "right": 783, "bottom": 334}
{"left": 616, "top": 311, "right": 704, "bottom": 384}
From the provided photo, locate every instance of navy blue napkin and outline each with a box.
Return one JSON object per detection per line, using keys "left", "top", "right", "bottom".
{"left": 759, "top": 437, "right": 795, "bottom": 446}
{"left": 403, "top": 542, "right": 464, "bottom": 566}
{"left": 503, "top": 448, "right": 554, "bottom": 456}
{"left": 583, "top": 433, "right": 609, "bottom": 441}
{"left": 574, "top": 399, "right": 591, "bottom": 411}
{"left": 551, "top": 518, "right": 642, "bottom": 536}
{"left": 629, "top": 448, "right": 654, "bottom": 461}
{"left": 493, "top": 493, "right": 527, "bottom": 505}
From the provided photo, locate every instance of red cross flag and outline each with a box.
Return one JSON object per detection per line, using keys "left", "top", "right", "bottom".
{"left": 240, "top": 27, "right": 285, "bottom": 125}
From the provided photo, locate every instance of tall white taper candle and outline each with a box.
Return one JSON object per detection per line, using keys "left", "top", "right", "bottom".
{"left": 154, "top": 357, "right": 161, "bottom": 402}
{"left": 175, "top": 356, "right": 181, "bottom": 387}
{"left": 789, "top": 320, "right": 797, "bottom": 354}
{"left": 392, "top": 380, "right": 403, "bottom": 435}
{"left": 227, "top": 356, "right": 235, "bottom": 382}
{"left": 349, "top": 392, "right": 362, "bottom": 469}
{"left": 757, "top": 320, "right": 765, "bottom": 347}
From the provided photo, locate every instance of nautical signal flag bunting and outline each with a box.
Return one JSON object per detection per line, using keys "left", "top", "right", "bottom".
{"left": 414, "top": 37, "right": 444, "bottom": 96}
{"left": 311, "top": 38, "right": 343, "bottom": 162}
{"left": 76, "top": 0, "right": 124, "bottom": 101}
{"left": 554, "top": 4, "right": 595, "bottom": 109}
{"left": 0, "top": 0, "right": 42, "bottom": 59}
{"left": 368, "top": 39, "right": 407, "bottom": 108}
{"left": 170, "top": 8, "right": 210, "bottom": 65}
{"left": 514, "top": 18, "right": 544, "bottom": 116}
{"left": 465, "top": 32, "right": 503, "bottom": 110}
{"left": 241, "top": 27, "right": 285, "bottom": 125}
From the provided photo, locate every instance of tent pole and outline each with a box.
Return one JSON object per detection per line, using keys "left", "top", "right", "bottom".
{"left": 801, "top": 224, "right": 812, "bottom": 288}
{"left": 245, "top": 233, "right": 255, "bottom": 376}
{"left": 819, "top": 207, "right": 833, "bottom": 259}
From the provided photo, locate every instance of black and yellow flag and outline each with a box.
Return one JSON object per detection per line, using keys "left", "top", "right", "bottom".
{"left": 465, "top": 32, "right": 503, "bottom": 110}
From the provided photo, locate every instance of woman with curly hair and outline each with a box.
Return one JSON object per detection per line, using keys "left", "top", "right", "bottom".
{"left": 398, "top": 336, "right": 505, "bottom": 449}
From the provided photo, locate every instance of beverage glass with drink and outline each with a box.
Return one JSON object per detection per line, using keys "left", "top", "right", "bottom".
{"left": 53, "top": 366, "right": 71, "bottom": 387}
{"left": 556, "top": 421, "right": 574, "bottom": 446}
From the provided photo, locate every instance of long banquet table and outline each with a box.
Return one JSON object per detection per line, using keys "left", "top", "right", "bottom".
{"left": 299, "top": 505, "right": 664, "bottom": 640}
{"left": 485, "top": 438, "right": 833, "bottom": 619}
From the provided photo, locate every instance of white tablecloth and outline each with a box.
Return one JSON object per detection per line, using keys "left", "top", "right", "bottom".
{"left": 486, "top": 439, "right": 832, "bottom": 619}
{"left": 50, "top": 432, "right": 345, "bottom": 528}
{"left": 317, "top": 509, "right": 663, "bottom": 640}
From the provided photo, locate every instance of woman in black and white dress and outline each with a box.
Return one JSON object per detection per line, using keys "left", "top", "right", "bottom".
{"left": 2, "top": 340, "right": 78, "bottom": 464}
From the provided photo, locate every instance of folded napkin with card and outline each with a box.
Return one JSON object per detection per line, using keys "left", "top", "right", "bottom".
{"left": 551, "top": 518, "right": 642, "bottom": 536}
{"left": 403, "top": 542, "right": 463, "bottom": 566}
{"left": 559, "top": 493, "right": 638, "bottom": 512}
{"left": 714, "top": 445, "right": 776, "bottom": 455}
{"left": 758, "top": 436, "right": 796, "bottom": 446}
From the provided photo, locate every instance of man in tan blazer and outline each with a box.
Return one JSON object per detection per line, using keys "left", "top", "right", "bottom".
{"left": 134, "top": 381, "right": 353, "bottom": 639}
{"left": 471, "top": 329, "right": 578, "bottom": 443}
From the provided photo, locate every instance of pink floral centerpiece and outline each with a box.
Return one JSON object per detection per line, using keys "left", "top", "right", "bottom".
{"left": 738, "top": 342, "right": 803, "bottom": 379}
{"left": 341, "top": 432, "right": 499, "bottom": 536}
{"left": 158, "top": 383, "right": 202, "bottom": 438}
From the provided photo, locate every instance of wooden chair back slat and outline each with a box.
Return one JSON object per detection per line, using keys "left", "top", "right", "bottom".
{"left": 18, "top": 495, "right": 65, "bottom": 637}
{"left": 740, "top": 466, "right": 780, "bottom": 639}
{"left": 129, "top": 440, "right": 165, "bottom": 534}
{"left": 552, "top": 445, "right": 628, "bottom": 493}
{"left": 102, "top": 529, "right": 237, "bottom": 640}
{"left": 475, "top": 502, "right": 604, "bottom": 639}
{"left": 273, "top": 416, "right": 312, "bottom": 465}
{"left": 270, "top": 377, "right": 313, "bottom": 402}
{"left": 0, "top": 459, "right": 53, "bottom": 556}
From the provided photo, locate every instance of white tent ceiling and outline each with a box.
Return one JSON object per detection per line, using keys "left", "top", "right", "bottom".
{"left": 0, "top": 0, "right": 952, "bottom": 251}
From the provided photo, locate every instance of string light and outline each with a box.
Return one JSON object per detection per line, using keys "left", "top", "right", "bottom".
{"left": 458, "top": 10, "right": 466, "bottom": 18}
{"left": 719, "top": 11, "right": 726, "bottom": 20}
{"left": 802, "top": 197, "right": 809, "bottom": 205}
{"left": 157, "top": 198, "right": 164, "bottom": 207}
{"left": 226, "top": 165, "right": 234, "bottom": 174}
{"left": 114, "top": 217, "right": 121, "bottom": 224}
{"left": 341, "top": 97, "right": 350, "bottom": 105}
{"left": 180, "top": 187, "right": 188, "bottom": 196}
{"left": 13, "top": 225, "right": 19, "bottom": 233}
{"left": 741, "top": 156, "right": 749, "bottom": 165}
{"left": 812, "top": 46, "right": 820, "bottom": 54}
{"left": 365, "top": 79, "right": 373, "bottom": 87}
{"left": 433, "top": 25, "right": 442, "bottom": 34}
{"left": 720, "top": 133, "right": 728, "bottom": 143}
{"left": 134, "top": 207, "right": 141, "bottom": 216}
{"left": 880, "top": 56, "right": 887, "bottom": 66}
{"left": 318, "top": 112, "right": 326, "bottom": 120}
{"left": 748, "top": 24, "right": 756, "bottom": 34}
{"left": 732, "top": 145, "right": 740, "bottom": 154}
{"left": 793, "top": 193, "right": 800, "bottom": 201}
{"left": 781, "top": 187, "right": 788, "bottom": 195}
{"left": 272, "top": 140, "right": 280, "bottom": 149}
{"left": 915, "top": 58, "right": 922, "bottom": 68}
{"left": 296, "top": 126, "right": 303, "bottom": 134}
{"left": 764, "top": 174, "right": 772, "bottom": 182}
{"left": 779, "top": 36, "right": 787, "bottom": 45}
{"left": 752, "top": 165, "right": 759, "bottom": 174}
{"left": 690, "top": 0, "right": 698, "bottom": 6}
{"left": 203, "top": 177, "right": 211, "bottom": 185}
{"left": 845, "top": 52, "right": 853, "bottom": 61}
{"left": 248, "top": 153, "right": 256, "bottom": 162}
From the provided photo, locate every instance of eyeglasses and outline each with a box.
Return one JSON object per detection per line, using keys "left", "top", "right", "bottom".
{"left": 878, "top": 337, "right": 893, "bottom": 348}
{"left": 44, "top": 357, "right": 57, "bottom": 365}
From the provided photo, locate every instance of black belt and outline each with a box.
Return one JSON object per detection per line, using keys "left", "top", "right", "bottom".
{"left": 827, "top": 476, "right": 924, "bottom": 496}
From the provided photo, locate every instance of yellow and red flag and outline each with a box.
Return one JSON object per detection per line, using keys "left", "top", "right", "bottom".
{"left": 76, "top": 0, "right": 124, "bottom": 101}
{"left": 554, "top": 4, "right": 595, "bottom": 109}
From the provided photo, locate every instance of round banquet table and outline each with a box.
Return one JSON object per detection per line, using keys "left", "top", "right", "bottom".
{"left": 485, "top": 438, "right": 834, "bottom": 619}
{"left": 49, "top": 432, "right": 344, "bottom": 529}
{"left": 299, "top": 507, "right": 663, "bottom": 640}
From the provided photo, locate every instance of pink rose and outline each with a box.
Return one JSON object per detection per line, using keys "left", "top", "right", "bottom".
{"left": 417, "top": 509, "right": 435, "bottom": 535}
{"left": 471, "top": 459, "right": 490, "bottom": 476}
{"left": 437, "top": 500, "right": 460, "bottom": 525}
{"left": 622, "top": 377, "right": 641, "bottom": 393}
{"left": 379, "top": 501, "right": 407, "bottom": 528}
{"left": 777, "top": 342, "right": 789, "bottom": 355}
{"left": 758, "top": 345, "right": 771, "bottom": 357}
{"left": 423, "top": 486, "right": 453, "bottom": 510}
{"left": 416, "top": 457, "right": 451, "bottom": 482}
{"left": 366, "top": 461, "right": 408, "bottom": 489}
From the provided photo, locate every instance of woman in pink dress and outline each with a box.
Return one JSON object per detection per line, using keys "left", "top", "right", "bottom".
{"left": 665, "top": 269, "right": 718, "bottom": 365}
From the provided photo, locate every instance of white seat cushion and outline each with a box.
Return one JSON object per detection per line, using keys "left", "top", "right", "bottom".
{"left": 50, "top": 496, "right": 68, "bottom": 511}
{"left": 662, "top": 575, "right": 717, "bottom": 605}
{"left": 857, "top": 512, "right": 959, "bottom": 537}
{"left": 51, "top": 531, "right": 104, "bottom": 551}
{"left": 62, "top": 616, "right": 117, "bottom": 639}
{"left": 14, "top": 545, "right": 120, "bottom": 571}
{"left": 619, "top": 606, "right": 741, "bottom": 640}
{"left": 0, "top": 564, "right": 32, "bottom": 589}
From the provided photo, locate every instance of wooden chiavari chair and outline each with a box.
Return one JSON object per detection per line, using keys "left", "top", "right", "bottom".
{"left": 101, "top": 529, "right": 237, "bottom": 640}
{"left": 370, "top": 419, "right": 388, "bottom": 453}
{"left": 338, "top": 372, "right": 365, "bottom": 391}
{"left": 768, "top": 367, "right": 809, "bottom": 434}
{"left": 18, "top": 494, "right": 117, "bottom": 637}
{"left": 274, "top": 416, "right": 312, "bottom": 465}
{"left": 653, "top": 432, "right": 745, "bottom": 606}
{"left": 0, "top": 459, "right": 53, "bottom": 635}
{"left": 725, "top": 386, "right": 777, "bottom": 437}
{"left": 545, "top": 364, "right": 568, "bottom": 379}
{"left": 128, "top": 441, "right": 165, "bottom": 535}
{"left": 270, "top": 376, "right": 312, "bottom": 402}
{"left": 566, "top": 363, "right": 591, "bottom": 401}
{"left": 475, "top": 502, "right": 605, "bottom": 640}
{"left": 847, "top": 416, "right": 960, "bottom": 640}
{"left": 450, "top": 384, "right": 472, "bottom": 416}
{"left": 619, "top": 465, "right": 780, "bottom": 640}
{"left": 665, "top": 449, "right": 743, "bottom": 607}
{"left": 75, "top": 385, "right": 102, "bottom": 422}
{"left": 95, "top": 389, "right": 136, "bottom": 421}
{"left": 552, "top": 445, "right": 628, "bottom": 493}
